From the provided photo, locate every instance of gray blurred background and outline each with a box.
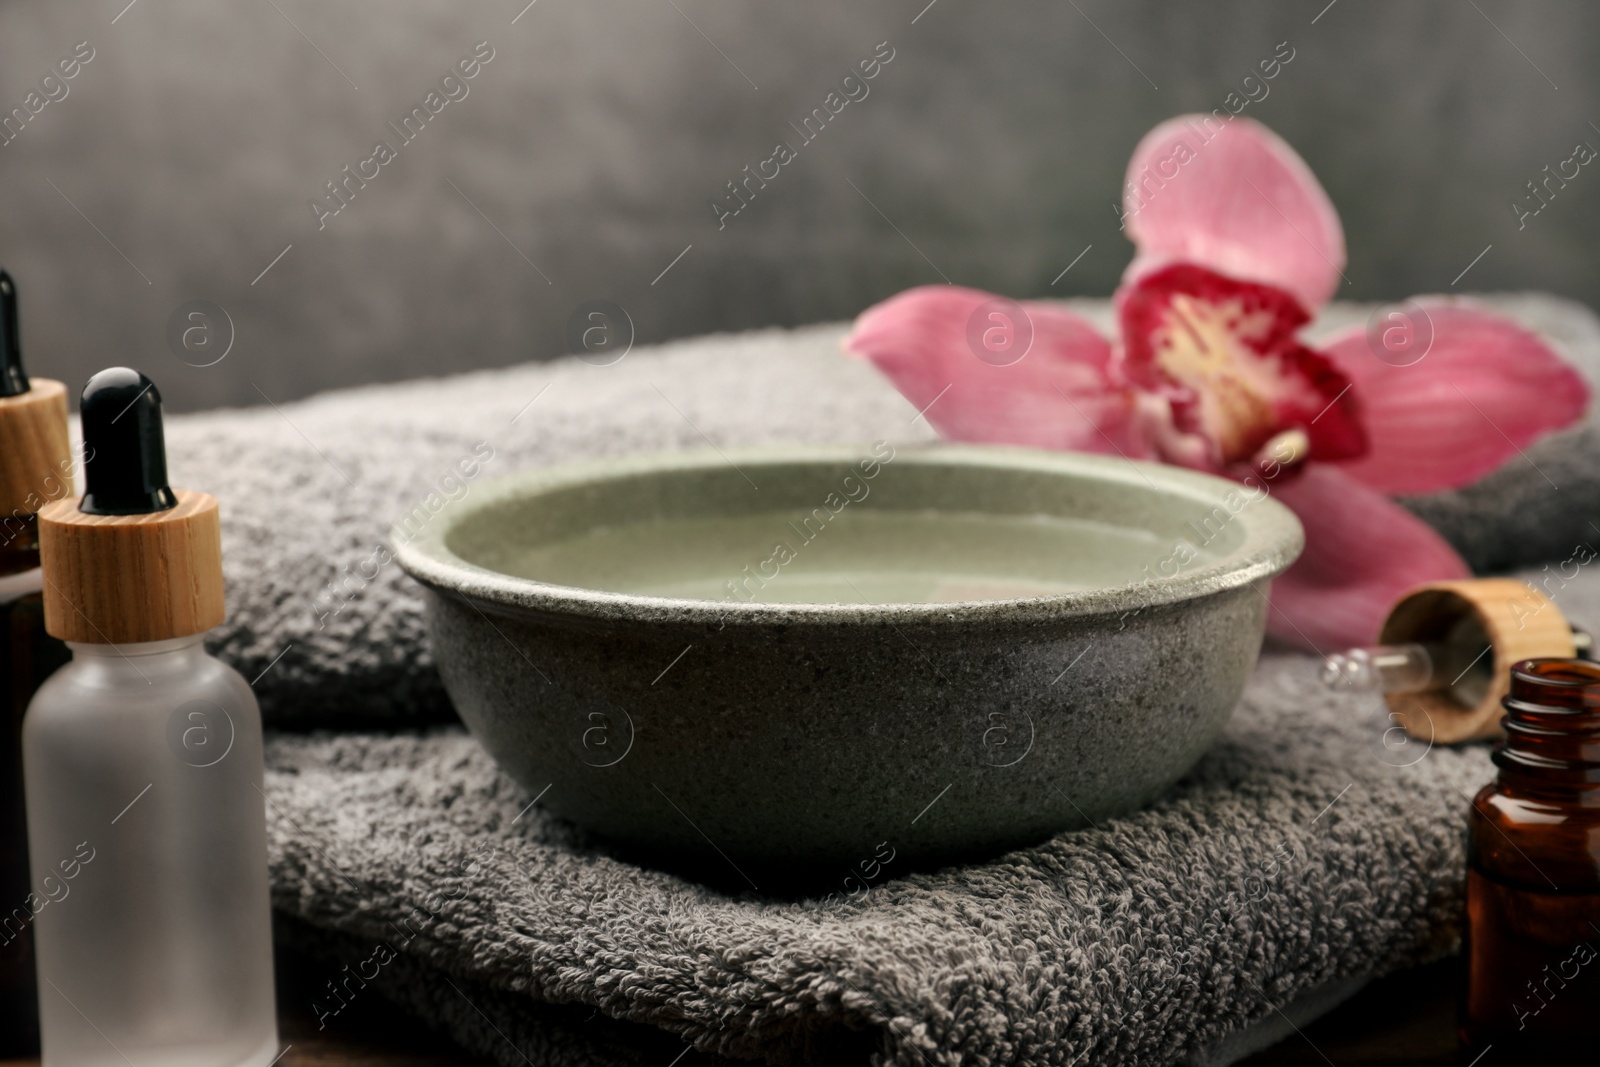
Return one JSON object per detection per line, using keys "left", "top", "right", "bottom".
{"left": 0, "top": 0, "right": 1595, "bottom": 412}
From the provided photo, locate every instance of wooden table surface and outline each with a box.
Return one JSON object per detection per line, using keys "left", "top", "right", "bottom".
{"left": 3, "top": 949, "right": 1459, "bottom": 1066}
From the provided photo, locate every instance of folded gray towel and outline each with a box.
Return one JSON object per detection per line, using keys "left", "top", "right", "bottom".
{"left": 165, "top": 293, "right": 1600, "bottom": 727}
{"left": 262, "top": 649, "right": 1489, "bottom": 1066}
{"left": 173, "top": 319, "right": 935, "bottom": 726}
{"left": 176, "top": 295, "right": 1597, "bottom": 1063}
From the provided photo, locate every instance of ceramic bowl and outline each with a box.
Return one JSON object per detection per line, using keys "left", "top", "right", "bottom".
{"left": 394, "top": 443, "right": 1302, "bottom": 891}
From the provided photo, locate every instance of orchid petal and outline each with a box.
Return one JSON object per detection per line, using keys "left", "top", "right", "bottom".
{"left": 1319, "top": 302, "right": 1590, "bottom": 496}
{"left": 844, "top": 285, "right": 1154, "bottom": 457}
{"left": 1265, "top": 465, "right": 1471, "bottom": 650}
{"left": 1122, "top": 115, "right": 1346, "bottom": 311}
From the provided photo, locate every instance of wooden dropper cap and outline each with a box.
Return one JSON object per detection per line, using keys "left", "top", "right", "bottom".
{"left": 38, "top": 369, "right": 224, "bottom": 644}
{"left": 1382, "top": 579, "right": 1578, "bottom": 743}
{"left": 0, "top": 269, "right": 75, "bottom": 517}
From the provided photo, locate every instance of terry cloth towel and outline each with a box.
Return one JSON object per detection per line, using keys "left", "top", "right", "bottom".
{"left": 264, "top": 655, "right": 1494, "bottom": 1067}
{"left": 178, "top": 295, "right": 1598, "bottom": 1065}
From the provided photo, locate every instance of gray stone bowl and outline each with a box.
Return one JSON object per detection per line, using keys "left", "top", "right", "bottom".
{"left": 394, "top": 443, "right": 1302, "bottom": 892}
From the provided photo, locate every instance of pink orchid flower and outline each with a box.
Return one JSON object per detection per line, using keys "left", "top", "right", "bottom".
{"left": 844, "top": 114, "right": 1589, "bottom": 651}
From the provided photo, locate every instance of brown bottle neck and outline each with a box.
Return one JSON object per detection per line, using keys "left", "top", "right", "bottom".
{"left": 1494, "top": 659, "right": 1600, "bottom": 796}
{"left": 0, "top": 513, "right": 40, "bottom": 577}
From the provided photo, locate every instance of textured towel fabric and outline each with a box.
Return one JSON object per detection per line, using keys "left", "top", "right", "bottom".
{"left": 190, "top": 295, "right": 1598, "bottom": 1064}
{"left": 263, "top": 653, "right": 1492, "bottom": 1067}
{"left": 167, "top": 293, "right": 1600, "bottom": 728}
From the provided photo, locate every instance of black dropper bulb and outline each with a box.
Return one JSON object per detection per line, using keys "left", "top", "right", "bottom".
{"left": 0, "top": 269, "right": 28, "bottom": 398}
{"left": 79, "top": 368, "right": 178, "bottom": 515}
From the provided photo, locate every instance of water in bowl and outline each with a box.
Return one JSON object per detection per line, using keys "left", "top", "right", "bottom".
{"left": 489, "top": 507, "right": 1178, "bottom": 604}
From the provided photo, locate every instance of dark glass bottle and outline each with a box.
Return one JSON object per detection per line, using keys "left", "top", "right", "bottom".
{"left": 1461, "top": 658, "right": 1600, "bottom": 1060}
{"left": 0, "top": 515, "right": 70, "bottom": 1056}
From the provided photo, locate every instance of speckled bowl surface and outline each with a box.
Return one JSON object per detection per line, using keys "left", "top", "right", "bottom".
{"left": 394, "top": 444, "right": 1302, "bottom": 891}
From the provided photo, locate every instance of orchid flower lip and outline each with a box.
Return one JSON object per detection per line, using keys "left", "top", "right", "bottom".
{"left": 1118, "top": 262, "right": 1367, "bottom": 473}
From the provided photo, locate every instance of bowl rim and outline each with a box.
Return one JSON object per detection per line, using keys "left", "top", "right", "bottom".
{"left": 391, "top": 442, "right": 1304, "bottom": 628}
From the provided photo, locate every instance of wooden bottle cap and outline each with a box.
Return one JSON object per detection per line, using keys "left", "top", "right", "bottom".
{"left": 37, "top": 489, "right": 225, "bottom": 643}
{"left": 0, "top": 378, "right": 74, "bottom": 516}
{"left": 1382, "top": 578, "right": 1576, "bottom": 744}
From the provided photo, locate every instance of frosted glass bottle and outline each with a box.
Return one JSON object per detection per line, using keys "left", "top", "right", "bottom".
{"left": 22, "top": 637, "right": 278, "bottom": 1067}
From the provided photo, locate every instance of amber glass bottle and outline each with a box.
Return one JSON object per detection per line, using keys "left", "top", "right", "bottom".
{"left": 0, "top": 269, "right": 75, "bottom": 1058}
{"left": 0, "top": 515, "right": 70, "bottom": 1056}
{"left": 1461, "top": 658, "right": 1600, "bottom": 1059}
